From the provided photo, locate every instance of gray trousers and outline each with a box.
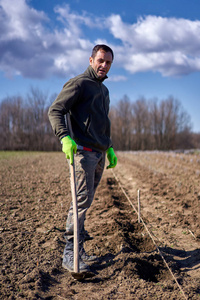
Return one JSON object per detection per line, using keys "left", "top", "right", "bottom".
{"left": 65, "top": 150, "right": 105, "bottom": 242}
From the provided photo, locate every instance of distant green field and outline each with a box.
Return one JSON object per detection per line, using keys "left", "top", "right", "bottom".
{"left": 0, "top": 151, "right": 42, "bottom": 160}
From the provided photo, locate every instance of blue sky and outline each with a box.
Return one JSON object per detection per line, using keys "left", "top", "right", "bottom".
{"left": 0, "top": 0, "right": 200, "bottom": 132}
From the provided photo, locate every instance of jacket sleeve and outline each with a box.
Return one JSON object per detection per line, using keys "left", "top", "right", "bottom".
{"left": 104, "top": 88, "right": 113, "bottom": 149}
{"left": 48, "top": 79, "right": 80, "bottom": 140}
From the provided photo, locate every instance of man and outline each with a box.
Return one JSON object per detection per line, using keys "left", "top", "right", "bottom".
{"left": 48, "top": 44, "right": 117, "bottom": 274}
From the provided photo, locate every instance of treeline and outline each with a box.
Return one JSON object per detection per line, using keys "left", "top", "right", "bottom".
{"left": 0, "top": 89, "right": 200, "bottom": 151}
{"left": 109, "top": 95, "right": 200, "bottom": 150}
{"left": 0, "top": 88, "right": 61, "bottom": 151}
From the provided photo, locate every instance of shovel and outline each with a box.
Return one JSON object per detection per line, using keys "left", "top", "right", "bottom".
{"left": 66, "top": 113, "right": 95, "bottom": 280}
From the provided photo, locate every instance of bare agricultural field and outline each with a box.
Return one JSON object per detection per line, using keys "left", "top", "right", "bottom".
{"left": 0, "top": 151, "right": 200, "bottom": 299}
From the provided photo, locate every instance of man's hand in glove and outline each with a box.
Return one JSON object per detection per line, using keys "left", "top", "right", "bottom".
{"left": 106, "top": 147, "right": 117, "bottom": 169}
{"left": 61, "top": 136, "right": 77, "bottom": 165}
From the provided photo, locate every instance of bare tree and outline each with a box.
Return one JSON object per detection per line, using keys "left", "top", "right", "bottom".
{"left": 110, "top": 95, "right": 193, "bottom": 151}
{"left": 0, "top": 88, "right": 60, "bottom": 151}
{"left": 110, "top": 95, "right": 134, "bottom": 150}
{"left": 132, "top": 98, "right": 152, "bottom": 150}
{"left": 0, "top": 98, "right": 11, "bottom": 149}
{"left": 151, "top": 96, "right": 192, "bottom": 150}
{"left": 0, "top": 96, "right": 27, "bottom": 150}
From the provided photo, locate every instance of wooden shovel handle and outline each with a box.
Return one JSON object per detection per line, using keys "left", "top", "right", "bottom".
{"left": 66, "top": 113, "right": 79, "bottom": 273}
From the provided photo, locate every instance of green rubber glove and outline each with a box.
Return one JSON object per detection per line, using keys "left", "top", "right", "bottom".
{"left": 61, "top": 136, "right": 77, "bottom": 165}
{"left": 106, "top": 147, "right": 117, "bottom": 169}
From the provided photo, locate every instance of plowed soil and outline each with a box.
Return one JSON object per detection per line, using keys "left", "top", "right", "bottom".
{"left": 0, "top": 151, "right": 200, "bottom": 300}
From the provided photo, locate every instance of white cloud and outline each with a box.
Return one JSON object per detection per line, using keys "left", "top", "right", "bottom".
{"left": 108, "top": 15, "right": 200, "bottom": 53}
{"left": 124, "top": 51, "right": 200, "bottom": 76}
{"left": 54, "top": 4, "right": 103, "bottom": 32}
{"left": 107, "top": 75, "right": 127, "bottom": 82}
{"left": 108, "top": 14, "right": 200, "bottom": 76}
{"left": 0, "top": 0, "right": 92, "bottom": 78}
{"left": 0, "top": 0, "right": 48, "bottom": 41}
{"left": 0, "top": 0, "right": 200, "bottom": 79}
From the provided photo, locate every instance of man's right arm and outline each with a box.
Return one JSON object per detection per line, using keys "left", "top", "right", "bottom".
{"left": 48, "top": 80, "right": 80, "bottom": 140}
{"left": 61, "top": 136, "right": 77, "bottom": 164}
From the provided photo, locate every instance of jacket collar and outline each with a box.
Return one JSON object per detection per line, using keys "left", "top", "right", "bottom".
{"left": 85, "top": 65, "right": 108, "bottom": 82}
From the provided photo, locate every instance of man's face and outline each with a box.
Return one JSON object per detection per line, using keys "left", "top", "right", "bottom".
{"left": 89, "top": 50, "right": 113, "bottom": 79}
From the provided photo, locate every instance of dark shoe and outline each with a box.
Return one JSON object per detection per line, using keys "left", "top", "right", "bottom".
{"left": 62, "top": 242, "right": 90, "bottom": 273}
{"left": 79, "top": 243, "right": 98, "bottom": 263}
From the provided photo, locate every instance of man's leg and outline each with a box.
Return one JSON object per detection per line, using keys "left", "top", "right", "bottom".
{"left": 79, "top": 151, "right": 105, "bottom": 262}
{"left": 81, "top": 151, "right": 105, "bottom": 240}
{"left": 65, "top": 150, "right": 105, "bottom": 240}
{"left": 63, "top": 150, "right": 105, "bottom": 271}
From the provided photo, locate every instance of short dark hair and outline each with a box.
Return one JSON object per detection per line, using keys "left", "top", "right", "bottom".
{"left": 91, "top": 44, "right": 114, "bottom": 61}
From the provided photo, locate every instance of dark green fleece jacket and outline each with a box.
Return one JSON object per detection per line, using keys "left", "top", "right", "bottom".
{"left": 48, "top": 65, "right": 112, "bottom": 152}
